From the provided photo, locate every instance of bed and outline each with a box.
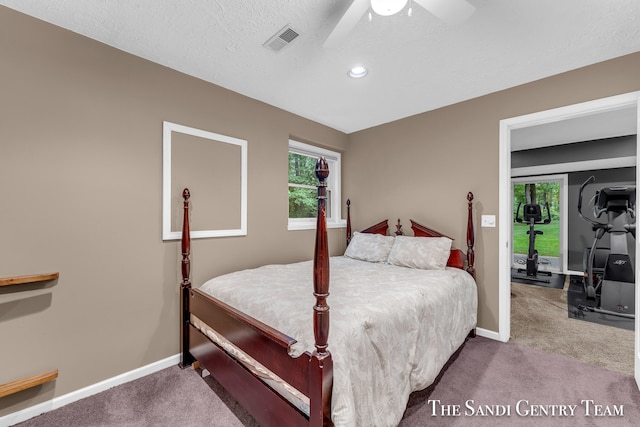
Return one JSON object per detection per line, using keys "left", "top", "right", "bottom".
{"left": 179, "top": 158, "right": 477, "bottom": 426}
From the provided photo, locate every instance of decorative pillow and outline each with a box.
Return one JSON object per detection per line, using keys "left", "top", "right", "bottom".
{"left": 344, "top": 232, "right": 395, "bottom": 263}
{"left": 387, "top": 235, "right": 453, "bottom": 270}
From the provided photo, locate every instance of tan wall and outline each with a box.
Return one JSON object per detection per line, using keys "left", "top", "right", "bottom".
{"left": 344, "top": 52, "right": 640, "bottom": 332}
{"left": 0, "top": 7, "right": 348, "bottom": 416}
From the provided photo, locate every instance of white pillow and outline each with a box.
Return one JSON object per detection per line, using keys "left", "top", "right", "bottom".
{"left": 344, "top": 232, "right": 395, "bottom": 263}
{"left": 387, "top": 235, "right": 453, "bottom": 270}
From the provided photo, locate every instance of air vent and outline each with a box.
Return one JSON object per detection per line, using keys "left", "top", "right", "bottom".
{"left": 263, "top": 24, "right": 300, "bottom": 53}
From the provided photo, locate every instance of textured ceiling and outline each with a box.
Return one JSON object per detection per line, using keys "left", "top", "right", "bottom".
{"left": 2, "top": 0, "right": 640, "bottom": 134}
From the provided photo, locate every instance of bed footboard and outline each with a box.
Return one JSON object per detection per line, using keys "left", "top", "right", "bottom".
{"left": 187, "top": 288, "right": 332, "bottom": 426}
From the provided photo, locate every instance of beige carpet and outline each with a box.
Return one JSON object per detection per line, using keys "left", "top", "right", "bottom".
{"left": 510, "top": 280, "right": 634, "bottom": 376}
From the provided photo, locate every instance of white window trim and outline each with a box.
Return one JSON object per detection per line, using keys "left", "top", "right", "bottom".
{"left": 288, "top": 140, "right": 346, "bottom": 231}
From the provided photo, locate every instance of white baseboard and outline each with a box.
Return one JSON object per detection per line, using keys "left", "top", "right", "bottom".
{"left": 1, "top": 354, "right": 180, "bottom": 427}
{"left": 476, "top": 327, "right": 503, "bottom": 342}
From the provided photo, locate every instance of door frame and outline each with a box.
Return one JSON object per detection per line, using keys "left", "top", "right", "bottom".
{"left": 498, "top": 91, "right": 640, "bottom": 385}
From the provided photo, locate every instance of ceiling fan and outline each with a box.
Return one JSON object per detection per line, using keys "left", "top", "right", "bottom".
{"left": 323, "top": 0, "right": 475, "bottom": 48}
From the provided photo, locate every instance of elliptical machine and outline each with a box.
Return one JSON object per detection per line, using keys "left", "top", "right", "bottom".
{"left": 514, "top": 199, "right": 553, "bottom": 283}
{"left": 578, "top": 176, "right": 636, "bottom": 319}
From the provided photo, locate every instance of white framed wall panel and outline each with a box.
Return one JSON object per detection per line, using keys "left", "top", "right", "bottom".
{"left": 162, "top": 121, "right": 248, "bottom": 240}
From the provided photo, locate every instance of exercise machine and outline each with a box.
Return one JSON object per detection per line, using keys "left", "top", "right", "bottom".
{"left": 514, "top": 199, "right": 553, "bottom": 283}
{"left": 578, "top": 176, "right": 636, "bottom": 319}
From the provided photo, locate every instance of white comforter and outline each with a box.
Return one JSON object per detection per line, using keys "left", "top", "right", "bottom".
{"left": 199, "top": 256, "right": 477, "bottom": 427}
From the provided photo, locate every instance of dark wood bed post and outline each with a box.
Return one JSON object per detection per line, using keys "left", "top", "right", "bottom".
{"left": 313, "top": 158, "right": 330, "bottom": 355}
{"left": 466, "top": 192, "right": 476, "bottom": 279}
{"left": 179, "top": 188, "right": 194, "bottom": 368}
{"left": 346, "top": 199, "right": 352, "bottom": 245}
{"left": 466, "top": 192, "right": 477, "bottom": 338}
{"left": 310, "top": 158, "right": 333, "bottom": 427}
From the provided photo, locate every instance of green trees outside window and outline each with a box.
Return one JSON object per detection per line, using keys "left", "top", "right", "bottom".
{"left": 288, "top": 152, "right": 332, "bottom": 219}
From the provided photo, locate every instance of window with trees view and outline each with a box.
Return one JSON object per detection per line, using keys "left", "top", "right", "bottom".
{"left": 288, "top": 140, "right": 343, "bottom": 230}
{"left": 513, "top": 180, "right": 560, "bottom": 258}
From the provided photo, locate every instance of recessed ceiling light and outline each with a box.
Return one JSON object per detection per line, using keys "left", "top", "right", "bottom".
{"left": 348, "top": 66, "right": 368, "bottom": 78}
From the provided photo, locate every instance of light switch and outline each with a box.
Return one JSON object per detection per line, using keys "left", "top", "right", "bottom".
{"left": 481, "top": 215, "right": 496, "bottom": 227}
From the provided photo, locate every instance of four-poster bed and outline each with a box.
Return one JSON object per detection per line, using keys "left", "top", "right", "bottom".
{"left": 179, "top": 159, "right": 477, "bottom": 426}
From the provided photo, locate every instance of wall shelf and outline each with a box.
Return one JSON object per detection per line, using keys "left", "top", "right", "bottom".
{"left": 0, "top": 272, "right": 59, "bottom": 287}
{"left": 0, "top": 369, "right": 58, "bottom": 398}
{"left": 0, "top": 272, "right": 60, "bottom": 398}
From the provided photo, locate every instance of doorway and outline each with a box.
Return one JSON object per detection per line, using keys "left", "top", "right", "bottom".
{"left": 498, "top": 91, "right": 640, "bottom": 385}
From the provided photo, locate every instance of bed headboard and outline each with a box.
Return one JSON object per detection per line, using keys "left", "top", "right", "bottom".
{"left": 344, "top": 192, "right": 475, "bottom": 278}
{"left": 359, "top": 220, "right": 389, "bottom": 236}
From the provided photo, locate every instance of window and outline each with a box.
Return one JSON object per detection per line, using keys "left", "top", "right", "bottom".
{"left": 288, "top": 140, "right": 344, "bottom": 230}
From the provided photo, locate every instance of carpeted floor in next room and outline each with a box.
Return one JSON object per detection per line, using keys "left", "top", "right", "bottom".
{"left": 15, "top": 336, "right": 640, "bottom": 426}
{"left": 510, "top": 278, "right": 634, "bottom": 376}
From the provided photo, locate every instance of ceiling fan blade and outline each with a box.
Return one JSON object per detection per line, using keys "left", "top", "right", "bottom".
{"left": 323, "top": 0, "right": 370, "bottom": 48}
{"left": 414, "top": 0, "right": 475, "bottom": 25}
